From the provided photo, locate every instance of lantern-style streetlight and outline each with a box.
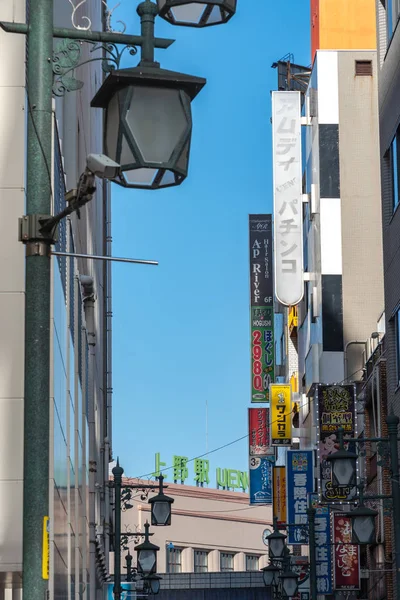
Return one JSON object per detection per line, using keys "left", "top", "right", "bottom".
{"left": 91, "top": 0, "right": 206, "bottom": 190}
{"left": 145, "top": 573, "right": 162, "bottom": 595}
{"left": 149, "top": 474, "right": 174, "bottom": 526}
{"left": 262, "top": 563, "right": 280, "bottom": 588}
{"left": 348, "top": 486, "right": 378, "bottom": 545}
{"left": 280, "top": 569, "right": 299, "bottom": 598}
{"left": 266, "top": 517, "right": 287, "bottom": 560}
{"left": 157, "top": 0, "right": 237, "bottom": 27}
{"left": 135, "top": 522, "right": 160, "bottom": 575}
{"left": 325, "top": 428, "right": 358, "bottom": 487}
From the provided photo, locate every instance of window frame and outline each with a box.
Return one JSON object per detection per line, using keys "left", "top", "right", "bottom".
{"left": 245, "top": 554, "right": 260, "bottom": 572}
{"left": 194, "top": 550, "right": 209, "bottom": 573}
{"left": 166, "top": 547, "right": 182, "bottom": 574}
{"left": 220, "top": 552, "right": 235, "bottom": 572}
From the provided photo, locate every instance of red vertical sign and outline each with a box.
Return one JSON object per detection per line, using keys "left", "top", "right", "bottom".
{"left": 249, "top": 408, "right": 272, "bottom": 456}
{"left": 333, "top": 514, "right": 360, "bottom": 590}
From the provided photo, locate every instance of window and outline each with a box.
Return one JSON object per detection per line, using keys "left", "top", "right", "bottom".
{"left": 194, "top": 550, "right": 208, "bottom": 573}
{"left": 387, "top": 0, "right": 400, "bottom": 42}
{"left": 396, "top": 309, "right": 400, "bottom": 385}
{"left": 166, "top": 547, "right": 182, "bottom": 573}
{"left": 389, "top": 132, "right": 400, "bottom": 211}
{"left": 246, "top": 555, "right": 259, "bottom": 571}
{"left": 220, "top": 552, "right": 234, "bottom": 572}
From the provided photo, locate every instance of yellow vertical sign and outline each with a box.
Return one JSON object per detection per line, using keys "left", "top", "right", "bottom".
{"left": 42, "top": 516, "right": 49, "bottom": 580}
{"left": 273, "top": 466, "right": 287, "bottom": 524}
{"left": 270, "top": 384, "right": 292, "bottom": 445}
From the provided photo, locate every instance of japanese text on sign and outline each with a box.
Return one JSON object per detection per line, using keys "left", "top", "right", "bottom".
{"left": 249, "top": 408, "right": 273, "bottom": 456}
{"left": 334, "top": 514, "right": 360, "bottom": 590}
{"left": 287, "top": 451, "right": 313, "bottom": 544}
{"left": 272, "top": 91, "right": 303, "bottom": 306}
{"left": 311, "top": 495, "right": 332, "bottom": 595}
{"left": 270, "top": 384, "right": 292, "bottom": 445}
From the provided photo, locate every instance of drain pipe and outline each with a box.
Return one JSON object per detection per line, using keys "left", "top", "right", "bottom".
{"left": 81, "top": 275, "right": 96, "bottom": 600}
{"left": 343, "top": 340, "right": 368, "bottom": 383}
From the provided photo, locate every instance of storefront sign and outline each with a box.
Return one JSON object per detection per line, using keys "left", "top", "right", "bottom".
{"left": 272, "top": 91, "right": 303, "bottom": 306}
{"left": 249, "top": 215, "right": 274, "bottom": 402}
{"left": 311, "top": 494, "right": 332, "bottom": 595}
{"left": 249, "top": 407, "right": 273, "bottom": 456}
{"left": 287, "top": 451, "right": 313, "bottom": 544}
{"left": 315, "top": 384, "right": 357, "bottom": 503}
{"left": 334, "top": 514, "right": 360, "bottom": 591}
{"left": 249, "top": 456, "right": 275, "bottom": 504}
{"left": 273, "top": 466, "right": 287, "bottom": 524}
{"left": 270, "top": 384, "right": 292, "bottom": 445}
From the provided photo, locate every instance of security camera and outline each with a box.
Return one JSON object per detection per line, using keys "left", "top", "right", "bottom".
{"left": 86, "top": 153, "right": 120, "bottom": 180}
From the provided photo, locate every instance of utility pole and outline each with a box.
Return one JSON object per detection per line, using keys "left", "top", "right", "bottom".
{"left": 23, "top": 0, "right": 54, "bottom": 599}
{"left": 387, "top": 413, "right": 400, "bottom": 599}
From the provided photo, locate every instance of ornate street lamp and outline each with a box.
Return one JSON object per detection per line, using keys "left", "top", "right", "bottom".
{"left": 326, "top": 428, "right": 358, "bottom": 487}
{"left": 262, "top": 563, "right": 280, "bottom": 587}
{"left": 157, "top": 0, "right": 237, "bottom": 27}
{"left": 148, "top": 474, "right": 174, "bottom": 526}
{"left": 348, "top": 486, "right": 378, "bottom": 545}
{"left": 266, "top": 518, "right": 287, "bottom": 560}
{"left": 135, "top": 522, "right": 160, "bottom": 575}
{"left": 145, "top": 574, "right": 162, "bottom": 595}
{"left": 91, "top": 0, "right": 206, "bottom": 190}
{"left": 280, "top": 569, "right": 299, "bottom": 598}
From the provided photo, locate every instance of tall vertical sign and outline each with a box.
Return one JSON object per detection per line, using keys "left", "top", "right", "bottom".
{"left": 270, "top": 384, "right": 292, "bottom": 445}
{"left": 333, "top": 514, "right": 360, "bottom": 591}
{"left": 249, "top": 456, "right": 274, "bottom": 504}
{"left": 249, "top": 408, "right": 273, "bottom": 456}
{"left": 273, "top": 466, "right": 287, "bottom": 524}
{"left": 249, "top": 215, "right": 274, "bottom": 403}
{"left": 311, "top": 494, "right": 332, "bottom": 595}
{"left": 286, "top": 450, "right": 313, "bottom": 544}
{"left": 272, "top": 91, "right": 303, "bottom": 306}
{"left": 315, "top": 384, "right": 357, "bottom": 503}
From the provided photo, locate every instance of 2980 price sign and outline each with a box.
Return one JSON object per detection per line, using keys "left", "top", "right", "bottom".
{"left": 251, "top": 306, "right": 274, "bottom": 403}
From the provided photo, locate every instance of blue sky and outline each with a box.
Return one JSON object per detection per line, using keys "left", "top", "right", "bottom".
{"left": 111, "top": 1, "right": 310, "bottom": 485}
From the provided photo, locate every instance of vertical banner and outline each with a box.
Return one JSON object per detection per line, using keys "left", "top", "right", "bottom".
{"left": 287, "top": 451, "right": 313, "bottom": 544}
{"left": 311, "top": 494, "right": 332, "bottom": 595}
{"left": 270, "top": 384, "right": 292, "bottom": 445}
{"left": 334, "top": 514, "right": 360, "bottom": 591}
{"left": 249, "top": 456, "right": 274, "bottom": 504}
{"left": 249, "top": 408, "right": 273, "bottom": 456}
{"left": 273, "top": 466, "right": 287, "bottom": 524}
{"left": 316, "top": 384, "right": 357, "bottom": 503}
{"left": 249, "top": 215, "right": 274, "bottom": 403}
{"left": 272, "top": 91, "right": 304, "bottom": 306}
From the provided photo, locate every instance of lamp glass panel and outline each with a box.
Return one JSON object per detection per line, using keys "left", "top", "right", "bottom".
{"left": 120, "top": 136, "right": 136, "bottom": 165}
{"left": 332, "top": 457, "right": 356, "bottom": 486}
{"left": 158, "top": 0, "right": 167, "bottom": 8}
{"left": 282, "top": 577, "right": 298, "bottom": 597}
{"left": 152, "top": 501, "right": 171, "bottom": 525}
{"left": 207, "top": 6, "right": 223, "bottom": 23}
{"left": 353, "top": 515, "right": 375, "bottom": 544}
{"left": 269, "top": 537, "right": 285, "bottom": 558}
{"left": 263, "top": 569, "right": 277, "bottom": 586}
{"left": 105, "top": 93, "right": 119, "bottom": 160}
{"left": 160, "top": 170, "right": 176, "bottom": 186}
{"left": 176, "top": 140, "right": 190, "bottom": 172}
{"left": 125, "top": 87, "right": 188, "bottom": 164}
{"left": 170, "top": 4, "right": 207, "bottom": 23}
{"left": 124, "top": 168, "right": 158, "bottom": 186}
{"left": 138, "top": 549, "right": 156, "bottom": 574}
{"left": 150, "top": 579, "right": 161, "bottom": 594}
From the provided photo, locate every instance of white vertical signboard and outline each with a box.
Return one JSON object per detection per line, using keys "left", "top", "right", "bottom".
{"left": 272, "top": 91, "right": 304, "bottom": 306}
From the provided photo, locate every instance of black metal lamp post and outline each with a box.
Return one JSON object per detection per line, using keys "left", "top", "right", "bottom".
{"left": 325, "top": 428, "right": 358, "bottom": 487}
{"left": 148, "top": 474, "right": 174, "bottom": 525}
{"left": 91, "top": 0, "right": 206, "bottom": 190}
{"left": 135, "top": 521, "right": 160, "bottom": 575}
{"left": 266, "top": 517, "right": 287, "bottom": 560}
{"left": 156, "top": 0, "right": 237, "bottom": 27}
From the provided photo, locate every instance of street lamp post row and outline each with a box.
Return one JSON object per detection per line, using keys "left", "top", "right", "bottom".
{"left": 262, "top": 519, "right": 300, "bottom": 599}
{"left": 112, "top": 460, "right": 174, "bottom": 600}
{"left": 0, "top": 0, "right": 238, "bottom": 598}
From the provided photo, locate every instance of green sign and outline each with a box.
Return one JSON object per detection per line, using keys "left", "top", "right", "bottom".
{"left": 153, "top": 453, "right": 249, "bottom": 492}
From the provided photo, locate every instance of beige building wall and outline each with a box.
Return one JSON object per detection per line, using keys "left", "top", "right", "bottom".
{"left": 120, "top": 481, "right": 273, "bottom": 575}
{"left": 338, "top": 51, "right": 384, "bottom": 381}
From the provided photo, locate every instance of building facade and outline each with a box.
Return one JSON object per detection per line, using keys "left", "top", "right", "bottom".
{"left": 119, "top": 480, "right": 272, "bottom": 578}
{"left": 0, "top": 0, "right": 112, "bottom": 598}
